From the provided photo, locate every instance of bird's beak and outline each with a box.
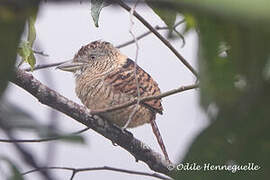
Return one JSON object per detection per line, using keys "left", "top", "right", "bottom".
{"left": 56, "top": 60, "right": 84, "bottom": 72}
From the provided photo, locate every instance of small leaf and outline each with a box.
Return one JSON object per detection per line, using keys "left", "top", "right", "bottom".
{"left": 90, "top": 0, "right": 111, "bottom": 27}
{"left": 27, "top": 15, "right": 36, "bottom": 47}
{"left": 18, "top": 41, "right": 31, "bottom": 61}
{"left": 0, "top": 156, "right": 24, "bottom": 180}
{"left": 27, "top": 52, "right": 36, "bottom": 71}
{"left": 17, "top": 41, "right": 36, "bottom": 71}
{"left": 17, "top": 14, "right": 37, "bottom": 70}
{"left": 182, "top": 13, "right": 197, "bottom": 34}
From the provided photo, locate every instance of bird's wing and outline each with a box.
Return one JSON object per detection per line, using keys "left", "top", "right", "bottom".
{"left": 104, "top": 58, "right": 163, "bottom": 114}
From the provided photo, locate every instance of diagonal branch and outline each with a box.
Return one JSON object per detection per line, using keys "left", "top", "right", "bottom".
{"left": 23, "top": 21, "right": 186, "bottom": 73}
{"left": 91, "top": 84, "right": 199, "bottom": 115}
{"left": 116, "top": 20, "right": 186, "bottom": 49}
{"left": 114, "top": 0, "right": 198, "bottom": 77}
{"left": 10, "top": 69, "right": 171, "bottom": 175}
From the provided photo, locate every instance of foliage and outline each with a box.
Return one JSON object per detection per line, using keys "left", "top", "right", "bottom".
{"left": 159, "top": 1, "right": 270, "bottom": 180}
{"left": 0, "top": 1, "right": 39, "bottom": 98}
{"left": 17, "top": 15, "right": 37, "bottom": 71}
{"left": 90, "top": 0, "right": 111, "bottom": 27}
{"left": 17, "top": 41, "right": 36, "bottom": 71}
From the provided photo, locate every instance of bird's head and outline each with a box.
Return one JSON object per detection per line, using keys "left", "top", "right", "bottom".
{"left": 57, "top": 41, "right": 127, "bottom": 77}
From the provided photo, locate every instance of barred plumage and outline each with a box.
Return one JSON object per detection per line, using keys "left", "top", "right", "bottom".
{"left": 57, "top": 40, "right": 169, "bottom": 161}
{"left": 73, "top": 41, "right": 163, "bottom": 128}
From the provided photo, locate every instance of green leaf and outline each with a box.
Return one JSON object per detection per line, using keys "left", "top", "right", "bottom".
{"left": 27, "top": 51, "right": 36, "bottom": 71}
{"left": 60, "top": 135, "right": 85, "bottom": 144}
{"left": 27, "top": 15, "right": 36, "bottom": 47}
{"left": 182, "top": 13, "right": 197, "bottom": 34}
{"left": 146, "top": 0, "right": 177, "bottom": 34}
{"left": 18, "top": 41, "right": 31, "bottom": 60}
{"left": 90, "top": 0, "right": 111, "bottom": 27}
{"left": 17, "top": 41, "right": 36, "bottom": 71}
{"left": 0, "top": 157, "right": 24, "bottom": 180}
{"left": 17, "top": 12, "right": 37, "bottom": 71}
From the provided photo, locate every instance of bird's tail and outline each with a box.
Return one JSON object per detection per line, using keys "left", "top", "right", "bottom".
{"left": 150, "top": 117, "right": 170, "bottom": 162}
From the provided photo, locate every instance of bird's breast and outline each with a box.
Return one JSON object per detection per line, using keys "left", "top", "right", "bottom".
{"left": 75, "top": 74, "right": 155, "bottom": 128}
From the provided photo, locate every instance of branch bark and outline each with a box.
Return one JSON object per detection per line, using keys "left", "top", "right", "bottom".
{"left": 10, "top": 69, "right": 171, "bottom": 175}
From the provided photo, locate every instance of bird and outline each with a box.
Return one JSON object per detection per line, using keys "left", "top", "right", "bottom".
{"left": 57, "top": 40, "right": 169, "bottom": 161}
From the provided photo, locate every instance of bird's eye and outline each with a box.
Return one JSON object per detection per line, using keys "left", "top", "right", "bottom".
{"left": 90, "top": 55, "right": 96, "bottom": 60}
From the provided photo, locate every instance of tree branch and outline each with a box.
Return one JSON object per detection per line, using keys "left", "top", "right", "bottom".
{"left": 23, "top": 61, "right": 68, "bottom": 72}
{"left": 10, "top": 69, "right": 171, "bottom": 175}
{"left": 91, "top": 84, "right": 199, "bottom": 115}
{"left": 0, "top": 127, "right": 90, "bottom": 143}
{"left": 114, "top": 0, "right": 198, "bottom": 77}
{"left": 23, "top": 21, "right": 186, "bottom": 73}
{"left": 22, "top": 0, "right": 197, "bottom": 77}
{"left": 22, "top": 166, "right": 172, "bottom": 180}
{"left": 116, "top": 20, "right": 186, "bottom": 49}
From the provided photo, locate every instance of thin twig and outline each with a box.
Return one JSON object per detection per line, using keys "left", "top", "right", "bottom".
{"left": 23, "top": 61, "right": 68, "bottom": 72}
{"left": 34, "top": 42, "right": 59, "bottom": 165}
{"left": 155, "top": 19, "right": 186, "bottom": 47}
{"left": 0, "top": 120, "right": 55, "bottom": 180}
{"left": 22, "top": 21, "right": 186, "bottom": 72}
{"left": 0, "top": 127, "right": 90, "bottom": 143}
{"left": 33, "top": 50, "right": 49, "bottom": 57}
{"left": 116, "top": 19, "right": 186, "bottom": 49}
{"left": 123, "top": 0, "right": 140, "bottom": 129}
{"left": 116, "top": 30, "right": 152, "bottom": 49}
{"left": 114, "top": 0, "right": 198, "bottom": 77}
{"left": 172, "top": 28, "right": 186, "bottom": 48}
{"left": 22, "top": 166, "right": 172, "bottom": 180}
{"left": 91, "top": 83, "right": 199, "bottom": 115}
{"left": 174, "top": 19, "right": 185, "bottom": 27}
